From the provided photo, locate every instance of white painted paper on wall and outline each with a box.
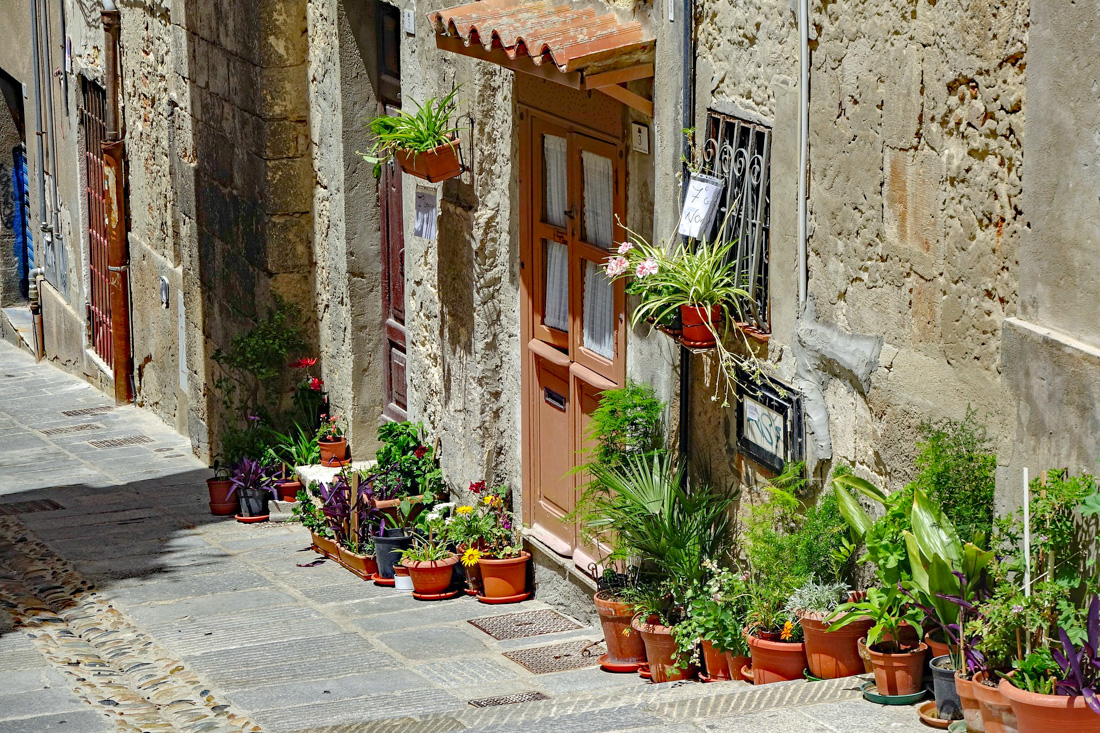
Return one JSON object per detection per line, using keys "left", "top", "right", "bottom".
{"left": 414, "top": 187, "right": 437, "bottom": 241}
{"left": 742, "top": 395, "right": 784, "bottom": 461}
{"left": 677, "top": 173, "right": 724, "bottom": 239}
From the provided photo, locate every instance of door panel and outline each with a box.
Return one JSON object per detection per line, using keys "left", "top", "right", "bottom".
{"left": 531, "top": 352, "right": 576, "bottom": 553}
{"left": 381, "top": 145, "right": 408, "bottom": 421}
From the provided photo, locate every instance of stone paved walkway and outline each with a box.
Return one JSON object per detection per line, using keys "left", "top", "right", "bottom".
{"left": 0, "top": 341, "right": 927, "bottom": 732}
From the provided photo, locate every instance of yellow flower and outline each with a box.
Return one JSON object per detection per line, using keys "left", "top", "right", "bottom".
{"left": 456, "top": 505, "right": 474, "bottom": 515}
{"left": 461, "top": 547, "right": 482, "bottom": 567}
{"left": 780, "top": 620, "right": 795, "bottom": 641}
{"left": 482, "top": 495, "right": 503, "bottom": 508}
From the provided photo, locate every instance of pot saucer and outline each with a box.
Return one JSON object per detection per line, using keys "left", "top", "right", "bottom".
{"left": 740, "top": 665, "right": 754, "bottom": 684}
{"left": 917, "top": 700, "right": 953, "bottom": 729}
{"left": 860, "top": 681, "right": 926, "bottom": 705}
{"left": 598, "top": 654, "right": 645, "bottom": 673}
{"left": 698, "top": 672, "right": 733, "bottom": 683}
{"left": 638, "top": 664, "right": 651, "bottom": 680}
{"left": 235, "top": 514, "right": 269, "bottom": 523}
{"left": 412, "top": 588, "right": 461, "bottom": 601}
{"left": 371, "top": 573, "right": 396, "bottom": 587}
{"left": 463, "top": 588, "right": 478, "bottom": 596}
{"left": 475, "top": 591, "right": 531, "bottom": 604}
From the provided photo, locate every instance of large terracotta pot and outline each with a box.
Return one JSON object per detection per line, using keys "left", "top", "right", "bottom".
{"left": 679, "top": 305, "right": 724, "bottom": 348}
{"left": 745, "top": 629, "right": 808, "bottom": 685}
{"left": 403, "top": 555, "right": 459, "bottom": 595}
{"left": 275, "top": 479, "right": 301, "bottom": 502}
{"left": 867, "top": 641, "right": 927, "bottom": 696}
{"left": 594, "top": 591, "right": 647, "bottom": 667}
{"left": 957, "top": 672, "right": 987, "bottom": 732}
{"left": 725, "top": 652, "right": 751, "bottom": 681}
{"left": 702, "top": 640, "right": 731, "bottom": 680}
{"left": 631, "top": 615, "right": 696, "bottom": 683}
{"left": 395, "top": 139, "right": 463, "bottom": 183}
{"left": 999, "top": 673, "right": 1100, "bottom": 733}
{"left": 926, "top": 630, "right": 953, "bottom": 660}
{"left": 800, "top": 614, "right": 872, "bottom": 679}
{"left": 319, "top": 437, "right": 348, "bottom": 466}
{"left": 478, "top": 551, "right": 530, "bottom": 600}
{"left": 339, "top": 547, "right": 378, "bottom": 579}
{"left": 973, "top": 672, "right": 1018, "bottom": 733}
{"left": 206, "top": 478, "right": 236, "bottom": 515}
{"left": 310, "top": 530, "right": 338, "bottom": 559}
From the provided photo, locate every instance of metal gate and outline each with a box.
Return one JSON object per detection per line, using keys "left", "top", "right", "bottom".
{"left": 82, "top": 79, "right": 112, "bottom": 366}
{"left": 11, "top": 145, "right": 33, "bottom": 299}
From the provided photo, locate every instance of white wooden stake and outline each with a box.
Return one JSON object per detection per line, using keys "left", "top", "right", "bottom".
{"left": 1023, "top": 466, "right": 1031, "bottom": 598}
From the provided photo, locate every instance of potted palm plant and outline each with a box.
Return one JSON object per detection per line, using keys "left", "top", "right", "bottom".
{"left": 830, "top": 586, "right": 928, "bottom": 696}
{"left": 365, "top": 88, "right": 463, "bottom": 183}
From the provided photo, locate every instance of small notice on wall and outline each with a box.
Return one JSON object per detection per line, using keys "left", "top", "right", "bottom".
{"left": 414, "top": 187, "right": 437, "bottom": 241}
{"left": 677, "top": 172, "right": 724, "bottom": 240}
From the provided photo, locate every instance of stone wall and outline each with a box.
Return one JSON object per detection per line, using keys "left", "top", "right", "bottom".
{"left": 689, "top": 0, "right": 1026, "bottom": 494}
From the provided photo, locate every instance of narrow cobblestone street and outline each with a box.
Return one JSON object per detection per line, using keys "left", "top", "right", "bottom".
{"left": 0, "top": 341, "right": 925, "bottom": 732}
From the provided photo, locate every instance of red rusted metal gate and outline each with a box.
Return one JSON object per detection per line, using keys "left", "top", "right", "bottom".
{"left": 82, "top": 79, "right": 112, "bottom": 366}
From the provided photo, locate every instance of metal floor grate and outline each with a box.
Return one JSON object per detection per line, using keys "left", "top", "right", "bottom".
{"left": 88, "top": 435, "right": 153, "bottom": 449}
{"left": 60, "top": 406, "right": 115, "bottom": 417}
{"left": 40, "top": 423, "right": 104, "bottom": 436}
{"left": 468, "top": 691, "right": 549, "bottom": 708}
{"left": 0, "top": 499, "right": 64, "bottom": 515}
{"left": 469, "top": 609, "right": 583, "bottom": 640}
{"left": 503, "top": 640, "right": 603, "bottom": 675}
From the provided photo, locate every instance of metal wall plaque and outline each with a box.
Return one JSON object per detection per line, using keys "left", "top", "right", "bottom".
{"left": 736, "top": 373, "right": 804, "bottom": 474}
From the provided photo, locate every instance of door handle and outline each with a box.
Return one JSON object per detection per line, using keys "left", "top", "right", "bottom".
{"left": 564, "top": 208, "right": 576, "bottom": 219}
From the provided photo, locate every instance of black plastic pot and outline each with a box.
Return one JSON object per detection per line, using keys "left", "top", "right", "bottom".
{"left": 374, "top": 528, "right": 412, "bottom": 578}
{"left": 931, "top": 654, "right": 962, "bottom": 720}
{"left": 238, "top": 488, "right": 269, "bottom": 517}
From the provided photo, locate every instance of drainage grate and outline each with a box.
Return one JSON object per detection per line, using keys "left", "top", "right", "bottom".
{"left": 60, "top": 405, "right": 115, "bottom": 417}
{"left": 40, "top": 423, "right": 104, "bottom": 436}
{"left": 88, "top": 435, "right": 153, "bottom": 449}
{"left": 503, "top": 640, "right": 603, "bottom": 675}
{"left": 469, "top": 609, "right": 583, "bottom": 641}
{"left": 468, "top": 691, "right": 549, "bottom": 708}
{"left": 0, "top": 499, "right": 64, "bottom": 515}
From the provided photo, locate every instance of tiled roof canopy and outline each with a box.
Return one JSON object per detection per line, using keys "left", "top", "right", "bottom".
{"left": 427, "top": 0, "right": 655, "bottom": 76}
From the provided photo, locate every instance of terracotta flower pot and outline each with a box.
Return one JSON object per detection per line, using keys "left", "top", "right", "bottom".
{"left": 631, "top": 615, "right": 696, "bottom": 683}
{"left": 403, "top": 555, "right": 459, "bottom": 595}
{"left": 319, "top": 437, "right": 348, "bottom": 466}
{"left": 867, "top": 641, "right": 927, "bottom": 696}
{"left": 857, "top": 637, "right": 875, "bottom": 674}
{"left": 206, "top": 478, "right": 236, "bottom": 515}
{"left": 725, "top": 652, "right": 751, "bottom": 681}
{"left": 999, "top": 673, "right": 1099, "bottom": 733}
{"left": 745, "top": 629, "right": 808, "bottom": 685}
{"left": 800, "top": 614, "right": 872, "bottom": 680}
{"left": 679, "top": 304, "right": 723, "bottom": 349}
{"left": 478, "top": 551, "right": 530, "bottom": 600}
{"left": 395, "top": 139, "right": 463, "bottom": 183}
{"left": 926, "top": 629, "right": 953, "bottom": 660}
{"left": 275, "top": 479, "right": 301, "bottom": 502}
{"left": 310, "top": 530, "right": 338, "bottom": 559}
{"left": 702, "top": 639, "right": 731, "bottom": 680}
{"left": 957, "top": 672, "right": 987, "bottom": 732}
{"left": 973, "top": 671, "right": 1018, "bottom": 733}
{"left": 339, "top": 547, "right": 378, "bottom": 578}
{"left": 594, "top": 591, "right": 647, "bottom": 668}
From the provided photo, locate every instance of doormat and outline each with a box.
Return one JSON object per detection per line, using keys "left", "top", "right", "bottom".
{"left": 502, "top": 639, "right": 603, "bottom": 674}
{"left": 60, "top": 406, "right": 114, "bottom": 417}
{"left": 469, "top": 609, "right": 582, "bottom": 640}
{"left": 39, "top": 423, "right": 104, "bottom": 436}
{"left": 468, "top": 691, "right": 549, "bottom": 708}
{"left": 88, "top": 435, "right": 153, "bottom": 449}
{"left": 0, "top": 499, "right": 64, "bottom": 515}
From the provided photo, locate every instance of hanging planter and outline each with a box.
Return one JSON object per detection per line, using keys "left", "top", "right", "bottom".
{"left": 364, "top": 87, "right": 466, "bottom": 184}
{"left": 679, "top": 304, "right": 723, "bottom": 349}
{"left": 395, "top": 140, "right": 463, "bottom": 183}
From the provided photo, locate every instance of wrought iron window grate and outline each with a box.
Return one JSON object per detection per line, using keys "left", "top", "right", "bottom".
{"left": 701, "top": 112, "right": 772, "bottom": 332}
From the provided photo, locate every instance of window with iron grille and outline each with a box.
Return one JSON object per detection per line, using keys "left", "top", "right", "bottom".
{"left": 701, "top": 111, "right": 771, "bottom": 333}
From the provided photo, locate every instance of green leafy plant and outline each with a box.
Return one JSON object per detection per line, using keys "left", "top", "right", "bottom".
{"left": 785, "top": 576, "right": 850, "bottom": 620}
{"left": 672, "top": 563, "right": 752, "bottom": 664}
{"left": 363, "top": 87, "right": 461, "bottom": 176}
{"left": 292, "top": 485, "right": 329, "bottom": 536}
{"left": 583, "top": 382, "right": 665, "bottom": 470}
{"left": 265, "top": 423, "right": 321, "bottom": 471}
{"left": 1011, "top": 648, "right": 1060, "bottom": 695}
{"left": 829, "top": 586, "right": 925, "bottom": 652}
{"left": 367, "top": 422, "right": 445, "bottom": 503}
{"left": 400, "top": 503, "right": 457, "bottom": 562}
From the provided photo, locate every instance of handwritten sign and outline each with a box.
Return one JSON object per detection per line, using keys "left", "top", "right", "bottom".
{"left": 414, "top": 187, "right": 437, "bottom": 241}
{"left": 677, "top": 173, "right": 724, "bottom": 239}
{"left": 743, "top": 395, "right": 785, "bottom": 462}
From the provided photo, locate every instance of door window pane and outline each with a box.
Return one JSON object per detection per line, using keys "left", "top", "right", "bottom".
{"left": 543, "top": 135, "right": 568, "bottom": 228}
{"left": 582, "top": 259, "right": 614, "bottom": 359}
{"left": 544, "top": 240, "right": 569, "bottom": 332}
{"left": 581, "top": 150, "right": 614, "bottom": 248}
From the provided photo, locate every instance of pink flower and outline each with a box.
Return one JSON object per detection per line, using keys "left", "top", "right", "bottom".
{"left": 617, "top": 241, "right": 634, "bottom": 255}
{"left": 605, "top": 256, "right": 628, "bottom": 277}
{"left": 636, "top": 258, "right": 658, "bottom": 277}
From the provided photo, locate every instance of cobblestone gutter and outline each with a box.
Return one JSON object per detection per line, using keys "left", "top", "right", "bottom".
{"left": 0, "top": 517, "right": 260, "bottom": 733}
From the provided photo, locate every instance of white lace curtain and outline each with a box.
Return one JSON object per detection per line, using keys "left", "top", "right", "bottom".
{"left": 544, "top": 241, "right": 569, "bottom": 333}
{"left": 544, "top": 135, "right": 568, "bottom": 228}
{"left": 581, "top": 151, "right": 614, "bottom": 249}
{"left": 583, "top": 260, "right": 614, "bottom": 359}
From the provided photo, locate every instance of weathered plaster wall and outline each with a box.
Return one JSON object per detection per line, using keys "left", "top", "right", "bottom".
{"left": 1002, "top": 0, "right": 1100, "bottom": 507}
{"left": 689, "top": 0, "right": 1025, "bottom": 493}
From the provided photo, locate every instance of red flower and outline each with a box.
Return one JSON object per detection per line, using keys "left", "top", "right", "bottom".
{"left": 291, "top": 357, "right": 318, "bottom": 369}
{"left": 414, "top": 445, "right": 428, "bottom": 459}
{"left": 469, "top": 480, "right": 486, "bottom": 494}
{"left": 309, "top": 377, "right": 324, "bottom": 391}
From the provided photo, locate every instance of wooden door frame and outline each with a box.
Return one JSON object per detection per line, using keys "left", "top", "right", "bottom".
{"left": 519, "top": 104, "right": 627, "bottom": 557}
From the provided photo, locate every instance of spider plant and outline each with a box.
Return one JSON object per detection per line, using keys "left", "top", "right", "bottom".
{"left": 265, "top": 423, "right": 321, "bottom": 472}
{"left": 364, "top": 87, "right": 461, "bottom": 166}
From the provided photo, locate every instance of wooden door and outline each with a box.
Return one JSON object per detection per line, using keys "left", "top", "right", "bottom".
{"left": 521, "top": 110, "right": 626, "bottom": 562}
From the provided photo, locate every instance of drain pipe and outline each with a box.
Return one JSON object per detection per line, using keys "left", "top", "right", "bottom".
{"left": 42, "top": 0, "right": 63, "bottom": 247}
{"left": 676, "top": 0, "right": 696, "bottom": 468}
{"left": 29, "top": 0, "right": 49, "bottom": 232}
{"left": 797, "top": 0, "right": 809, "bottom": 310}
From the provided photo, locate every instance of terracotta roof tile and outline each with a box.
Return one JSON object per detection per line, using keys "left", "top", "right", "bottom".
{"left": 428, "top": 0, "right": 653, "bottom": 74}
